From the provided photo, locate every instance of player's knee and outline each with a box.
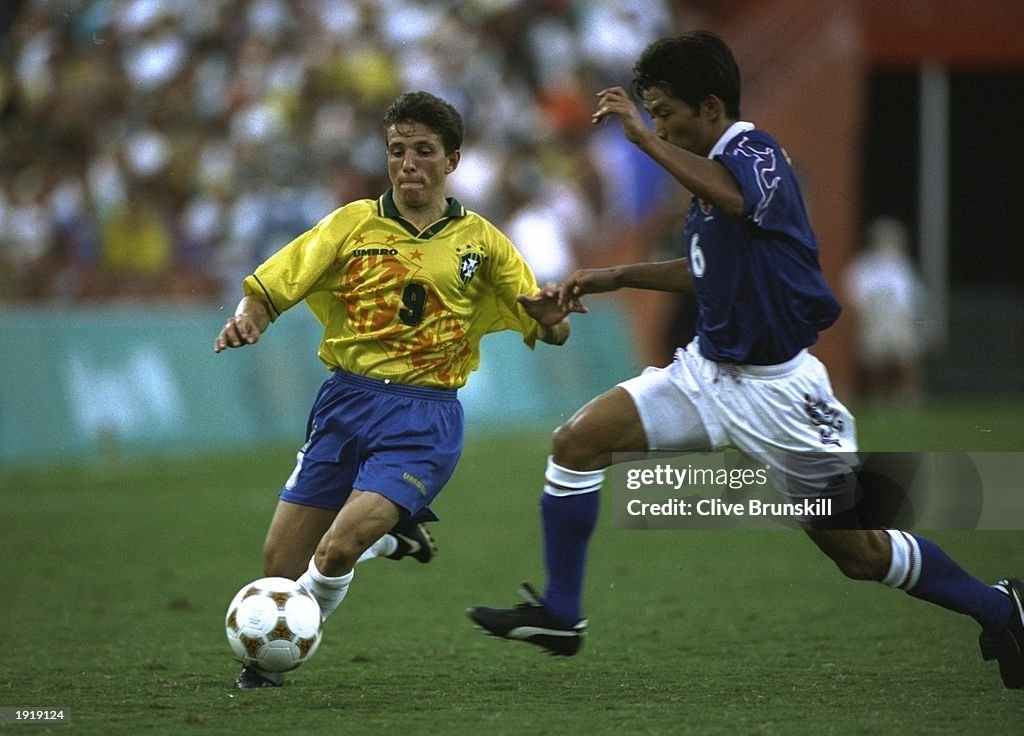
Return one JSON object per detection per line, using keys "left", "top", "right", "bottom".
{"left": 262, "top": 543, "right": 305, "bottom": 580}
{"left": 551, "top": 422, "right": 573, "bottom": 456}
{"left": 313, "top": 537, "right": 360, "bottom": 577}
{"left": 551, "top": 420, "right": 595, "bottom": 468}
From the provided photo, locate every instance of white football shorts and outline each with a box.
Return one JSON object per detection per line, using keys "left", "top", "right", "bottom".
{"left": 618, "top": 339, "right": 858, "bottom": 504}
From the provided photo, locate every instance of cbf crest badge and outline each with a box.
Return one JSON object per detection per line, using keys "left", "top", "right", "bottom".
{"left": 457, "top": 244, "right": 487, "bottom": 287}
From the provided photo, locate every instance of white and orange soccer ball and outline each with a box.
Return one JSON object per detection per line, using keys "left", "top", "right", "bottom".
{"left": 225, "top": 577, "right": 323, "bottom": 673}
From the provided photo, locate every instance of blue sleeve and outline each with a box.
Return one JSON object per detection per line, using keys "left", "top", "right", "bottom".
{"left": 715, "top": 134, "right": 794, "bottom": 230}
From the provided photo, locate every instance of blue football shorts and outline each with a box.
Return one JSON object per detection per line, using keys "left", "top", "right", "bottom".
{"left": 278, "top": 370, "right": 464, "bottom": 522}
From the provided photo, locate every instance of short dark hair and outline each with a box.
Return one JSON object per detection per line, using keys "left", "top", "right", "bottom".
{"left": 631, "top": 31, "right": 741, "bottom": 119}
{"left": 383, "top": 91, "right": 464, "bottom": 155}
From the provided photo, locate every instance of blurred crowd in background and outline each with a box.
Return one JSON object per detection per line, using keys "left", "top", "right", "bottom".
{"left": 0, "top": 0, "right": 709, "bottom": 304}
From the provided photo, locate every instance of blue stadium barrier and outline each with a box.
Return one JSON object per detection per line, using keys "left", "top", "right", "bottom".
{"left": 0, "top": 303, "right": 637, "bottom": 463}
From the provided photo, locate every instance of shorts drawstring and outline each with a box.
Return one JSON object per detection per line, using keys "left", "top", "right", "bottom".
{"left": 713, "top": 363, "right": 742, "bottom": 384}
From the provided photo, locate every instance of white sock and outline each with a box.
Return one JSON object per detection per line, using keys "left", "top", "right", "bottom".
{"left": 357, "top": 534, "right": 399, "bottom": 563}
{"left": 297, "top": 557, "right": 353, "bottom": 621}
{"left": 543, "top": 456, "right": 605, "bottom": 497}
{"left": 881, "top": 529, "right": 922, "bottom": 590}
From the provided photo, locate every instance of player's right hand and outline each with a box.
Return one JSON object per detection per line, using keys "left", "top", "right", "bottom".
{"left": 592, "top": 87, "right": 649, "bottom": 146}
{"left": 214, "top": 315, "right": 262, "bottom": 353}
{"left": 558, "top": 268, "right": 619, "bottom": 312}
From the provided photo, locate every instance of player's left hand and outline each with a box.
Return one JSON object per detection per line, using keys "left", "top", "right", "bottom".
{"left": 518, "top": 282, "right": 585, "bottom": 326}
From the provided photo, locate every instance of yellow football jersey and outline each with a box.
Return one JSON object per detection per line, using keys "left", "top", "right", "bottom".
{"left": 243, "top": 190, "right": 542, "bottom": 389}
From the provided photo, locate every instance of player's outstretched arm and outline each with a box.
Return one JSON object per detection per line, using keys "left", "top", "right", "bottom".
{"left": 558, "top": 259, "right": 691, "bottom": 310}
{"left": 214, "top": 296, "right": 272, "bottom": 353}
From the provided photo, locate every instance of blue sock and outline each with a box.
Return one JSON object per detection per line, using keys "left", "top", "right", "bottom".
{"left": 540, "top": 490, "right": 600, "bottom": 626}
{"left": 890, "top": 532, "right": 1013, "bottom": 632}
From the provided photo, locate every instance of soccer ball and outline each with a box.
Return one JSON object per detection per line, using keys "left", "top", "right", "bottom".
{"left": 225, "top": 577, "right": 323, "bottom": 673}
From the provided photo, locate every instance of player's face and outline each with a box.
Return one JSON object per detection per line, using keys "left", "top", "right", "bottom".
{"left": 386, "top": 122, "right": 459, "bottom": 210}
{"left": 642, "top": 86, "right": 718, "bottom": 157}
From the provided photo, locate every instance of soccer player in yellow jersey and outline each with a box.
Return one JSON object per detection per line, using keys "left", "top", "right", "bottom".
{"left": 214, "top": 91, "right": 572, "bottom": 688}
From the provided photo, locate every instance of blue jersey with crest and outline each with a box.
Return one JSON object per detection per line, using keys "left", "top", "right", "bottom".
{"left": 684, "top": 123, "right": 840, "bottom": 365}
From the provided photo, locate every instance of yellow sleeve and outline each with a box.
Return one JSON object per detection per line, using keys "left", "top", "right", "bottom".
{"left": 483, "top": 230, "right": 542, "bottom": 348}
{"left": 242, "top": 206, "right": 354, "bottom": 320}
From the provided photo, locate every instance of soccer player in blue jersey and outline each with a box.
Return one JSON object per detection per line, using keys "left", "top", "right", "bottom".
{"left": 468, "top": 32, "right": 1024, "bottom": 689}
{"left": 215, "top": 91, "right": 573, "bottom": 688}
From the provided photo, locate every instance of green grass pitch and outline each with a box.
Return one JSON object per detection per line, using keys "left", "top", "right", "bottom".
{"left": 1, "top": 399, "right": 1022, "bottom": 735}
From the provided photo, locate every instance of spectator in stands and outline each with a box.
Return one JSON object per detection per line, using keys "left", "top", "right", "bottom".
{"left": 0, "top": 0, "right": 683, "bottom": 304}
{"left": 843, "top": 216, "right": 927, "bottom": 404}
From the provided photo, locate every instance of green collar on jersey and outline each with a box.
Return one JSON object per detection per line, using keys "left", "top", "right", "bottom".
{"left": 378, "top": 189, "right": 466, "bottom": 239}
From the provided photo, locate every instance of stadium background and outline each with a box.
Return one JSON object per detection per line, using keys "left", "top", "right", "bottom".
{"left": 2, "top": 0, "right": 1023, "bottom": 462}
{"left": 2, "top": 3, "right": 1024, "bottom": 734}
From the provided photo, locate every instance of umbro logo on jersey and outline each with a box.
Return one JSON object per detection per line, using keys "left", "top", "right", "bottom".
{"left": 353, "top": 247, "right": 399, "bottom": 257}
{"left": 403, "top": 471, "right": 427, "bottom": 494}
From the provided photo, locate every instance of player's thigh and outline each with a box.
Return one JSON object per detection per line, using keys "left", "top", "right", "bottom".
{"left": 553, "top": 386, "right": 648, "bottom": 469}
{"left": 263, "top": 500, "right": 338, "bottom": 579}
{"left": 615, "top": 361, "right": 712, "bottom": 452}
